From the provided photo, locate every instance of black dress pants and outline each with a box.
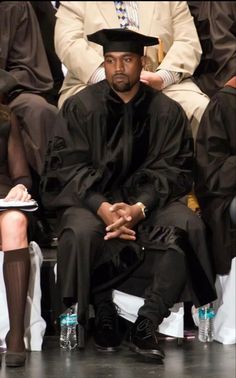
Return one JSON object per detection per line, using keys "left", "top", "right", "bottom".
{"left": 56, "top": 201, "right": 216, "bottom": 325}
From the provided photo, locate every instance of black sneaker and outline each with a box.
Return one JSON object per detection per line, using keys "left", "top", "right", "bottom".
{"left": 94, "top": 301, "right": 121, "bottom": 352}
{"left": 129, "top": 316, "right": 165, "bottom": 361}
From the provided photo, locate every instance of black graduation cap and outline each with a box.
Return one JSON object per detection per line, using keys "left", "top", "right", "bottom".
{"left": 87, "top": 28, "right": 159, "bottom": 56}
{"left": 0, "top": 69, "right": 18, "bottom": 94}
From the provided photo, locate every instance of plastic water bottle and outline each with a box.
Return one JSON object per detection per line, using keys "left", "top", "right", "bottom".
{"left": 198, "top": 303, "right": 215, "bottom": 342}
{"left": 60, "top": 309, "right": 78, "bottom": 350}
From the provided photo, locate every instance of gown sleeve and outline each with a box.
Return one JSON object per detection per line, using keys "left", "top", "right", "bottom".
{"left": 41, "top": 97, "right": 109, "bottom": 211}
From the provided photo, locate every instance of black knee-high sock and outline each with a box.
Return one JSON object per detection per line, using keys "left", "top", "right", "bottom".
{"left": 3, "top": 248, "right": 30, "bottom": 352}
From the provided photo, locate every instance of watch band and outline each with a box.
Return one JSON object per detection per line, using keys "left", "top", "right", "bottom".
{"left": 136, "top": 202, "right": 147, "bottom": 218}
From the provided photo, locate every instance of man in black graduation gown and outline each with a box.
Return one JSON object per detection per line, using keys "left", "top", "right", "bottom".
{"left": 41, "top": 28, "right": 216, "bottom": 361}
{"left": 195, "top": 76, "right": 236, "bottom": 276}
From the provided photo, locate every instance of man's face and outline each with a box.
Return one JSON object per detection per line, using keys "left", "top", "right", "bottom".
{"left": 104, "top": 52, "right": 144, "bottom": 93}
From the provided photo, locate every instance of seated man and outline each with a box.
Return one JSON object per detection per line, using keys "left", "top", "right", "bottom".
{"left": 41, "top": 29, "right": 216, "bottom": 362}
{"left": 195, "top": 76, "right": 236, "bottom": 276}
{"left": 54, "top": 1, "right": 210, "bottom": 140}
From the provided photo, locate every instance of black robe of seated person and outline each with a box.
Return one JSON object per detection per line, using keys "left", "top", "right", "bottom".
{"left": 41, "top": 80, "right": 216, "bottom": 322}
{"left": 0, "top": 104, "right": 32, "bottom": 197}
{"left": 188, "top": 1, "right": 236, "bottom": 98}
{"left": 195, "top": 86, "right": 236, "bottom": 275}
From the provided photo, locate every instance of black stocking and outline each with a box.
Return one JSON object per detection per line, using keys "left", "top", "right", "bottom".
{"left": 3, "top": 248, "right": 30, "bottom": 352}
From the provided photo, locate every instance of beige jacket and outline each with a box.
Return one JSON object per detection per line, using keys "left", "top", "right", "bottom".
{"left": 55, "top": 1, "right": 202, "bottom": 107}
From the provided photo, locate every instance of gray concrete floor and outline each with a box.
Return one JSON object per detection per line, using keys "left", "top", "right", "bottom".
{"left": 0, "top": 332, "right": 235, "bottom": 378}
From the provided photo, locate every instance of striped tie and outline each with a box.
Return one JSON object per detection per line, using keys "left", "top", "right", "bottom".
{"left": 114, "top": 1, "right": 129, "bottom": 28}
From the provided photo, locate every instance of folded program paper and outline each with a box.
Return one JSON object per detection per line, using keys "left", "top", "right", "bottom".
{"left": 0, "top": 199, "right": 38, "bottom": 212}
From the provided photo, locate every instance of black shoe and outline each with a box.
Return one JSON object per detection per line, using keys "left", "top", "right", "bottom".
{"left": 129, "top": 316, "right": 165, "bottom": 361}
{"left": 94, "top": 301, "right": 121, "bottom": 352}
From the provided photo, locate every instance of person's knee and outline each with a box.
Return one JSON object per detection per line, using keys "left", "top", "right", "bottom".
{"left": 191, "top": 96, "right": 210, "bottom": 141}
{"left": 59, "top": 224, "right": 103, "bottom": 245}
{"left": 12, "top": 93, "right": 58, "bottom": 117}
{"left": 166, "top": 205, "right": 207, "bottom": 247}
{"left": 27, "top": 95, "right": 58, "bottom": 117}
{"left": 165, "top": 203, "right": 205, "bottom": 234}
{"left": 179, "top": 209, "right": 206, "bottom": 244}
{"left": 193, "top": 95, "right": 210, "bottom": 119}
{"left": 1, "top": 211, "right": 28, "bottom": 237}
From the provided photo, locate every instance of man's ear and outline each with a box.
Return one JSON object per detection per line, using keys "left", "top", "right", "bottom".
{"left": 141, "top": 56, "right": 146, "bottom": 68}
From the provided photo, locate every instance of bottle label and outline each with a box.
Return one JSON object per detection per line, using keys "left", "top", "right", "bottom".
{"left": 198, "top": 308, "right": 215, "bottom": 320}
{"left": 60, "top": 313, "right": 78, "bottom": 326}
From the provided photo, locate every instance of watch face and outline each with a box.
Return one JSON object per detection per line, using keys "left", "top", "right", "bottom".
{"left": 144, "top": 207, "right": 148, "bottom": 217}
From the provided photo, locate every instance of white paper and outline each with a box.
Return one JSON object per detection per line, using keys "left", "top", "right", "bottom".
{"left": 0, "top": 199, "right": 38, "bottom": 211}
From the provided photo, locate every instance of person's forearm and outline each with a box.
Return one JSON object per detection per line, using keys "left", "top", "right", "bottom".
{"left": 156, "top": 70, "right": 181, "bottom": 89}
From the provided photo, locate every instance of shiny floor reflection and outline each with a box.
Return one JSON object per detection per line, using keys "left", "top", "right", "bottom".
{"left": 0, "top": 333, "right": 235, "bottom": 378}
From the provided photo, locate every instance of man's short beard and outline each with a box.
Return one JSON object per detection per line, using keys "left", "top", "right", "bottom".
{"left": 112, "top": 81, "right": 131, "bottom": 92}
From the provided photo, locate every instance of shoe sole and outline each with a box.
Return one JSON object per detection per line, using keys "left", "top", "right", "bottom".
{"left": 5, "top": 351, "right": 26, "bottom": 367}
{"left": 94, "top": 343, "right": 120, "bottom": 352}
{"left": 6, "top": 362, "right": 26, "bottom": 368}
{"left": 130, "top": 344, "right": 165, "bottom": 361}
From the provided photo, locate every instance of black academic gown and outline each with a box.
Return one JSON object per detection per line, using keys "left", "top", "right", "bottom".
{"left": 0, "top": 104, "right": 32, "bottom": 197}
{"left": 41, "top": 81, "right": 216, "bottom": 322}
{"left": 30, "top": 1, "right": 64, "bottom": 105}
{"left": 0, "top": 2, "right": 58, "bottom": 174}
{"left": 42, "top": 81, "right": 194, "bottom": 212}
{"left": 188, "top": 1, "right": 236, "bottom": 97}
{"left": 195, "top": 86, "right": 236, "bottom": 275}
